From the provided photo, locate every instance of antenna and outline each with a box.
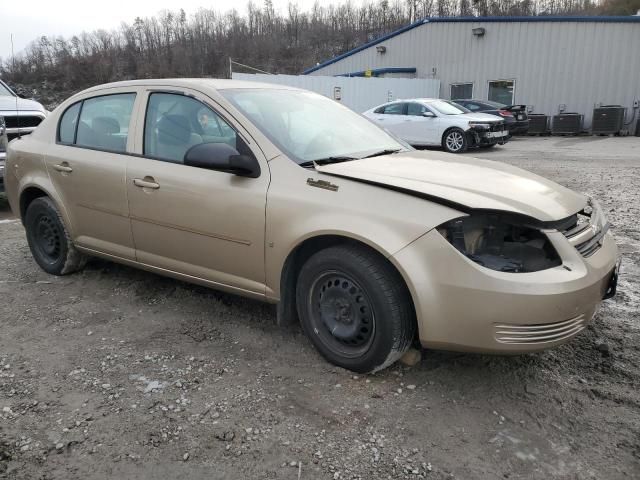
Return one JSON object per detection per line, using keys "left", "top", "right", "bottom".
{"left": 10, "top": 33, "right": 20, "bottom": 139}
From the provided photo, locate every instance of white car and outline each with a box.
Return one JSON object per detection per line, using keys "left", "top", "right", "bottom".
{"left": 363, "top": 98, "right": 508, "bottom": 154}
{"left": 0, "top": 79, "right": 48, "bottom": 192}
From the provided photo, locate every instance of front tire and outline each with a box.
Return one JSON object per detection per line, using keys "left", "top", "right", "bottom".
{"left": 296, "top": 244, "right": 415, "bottom": 373}
{"left": 24, "top": 197, "right": 87, "bottom": 275}
{"left": 442, "top": 128, "right": 468, "bottom": 153}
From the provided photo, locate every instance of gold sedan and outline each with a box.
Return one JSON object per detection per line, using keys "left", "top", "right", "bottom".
{"left": 4, "top": 80, "right": 619, "bottom": 373}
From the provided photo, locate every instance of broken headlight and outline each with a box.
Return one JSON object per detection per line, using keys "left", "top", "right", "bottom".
{"left": 437, "top": 214, "right": 562, "bottom": 273}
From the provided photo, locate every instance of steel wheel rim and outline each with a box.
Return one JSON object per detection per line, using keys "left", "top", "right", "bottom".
{"left": 33, "top": 213, "right": 62, "bottom": 264}
{"left": 307, "top": 270, "right": 375, "bottom": 358}
{"left": 446, "top": 131, "right": 464, "bottom": 151}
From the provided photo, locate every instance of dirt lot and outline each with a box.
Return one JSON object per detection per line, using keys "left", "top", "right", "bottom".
{"left": 0, "top": 136, "right": 638, "bottom": 479}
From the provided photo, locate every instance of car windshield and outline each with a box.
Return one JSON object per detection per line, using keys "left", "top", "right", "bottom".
{"left": 428, "top": 100, "right": 470, "bottom": 115}
{"left": 221, "top": 88, "right": 408, "bottom": 164}
{"left": 0, "top": 82, "right": 15, "bottom": 97}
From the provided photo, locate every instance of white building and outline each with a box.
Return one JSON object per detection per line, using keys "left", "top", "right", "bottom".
{"left": 304, "top": 16, "right": 640, "bottom": 131}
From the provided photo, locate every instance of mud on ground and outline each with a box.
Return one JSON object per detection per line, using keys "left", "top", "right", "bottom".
{"left": 0, "top": 136, "right": 638, "bottom": 479}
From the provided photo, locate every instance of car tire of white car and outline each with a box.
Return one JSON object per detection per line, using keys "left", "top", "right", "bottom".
{"left": 442, "top": 128, "right": 468, "bottom": 154}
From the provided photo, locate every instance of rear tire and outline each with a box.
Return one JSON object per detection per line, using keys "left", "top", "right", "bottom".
{"left": 442, "top": 128, "right": 468, "bottom": 153}
{"left": 24, "top": 197, "right": 87, "bottom": 275}
{"left": 296, "top": 244, "right": 415, "bottom": 373}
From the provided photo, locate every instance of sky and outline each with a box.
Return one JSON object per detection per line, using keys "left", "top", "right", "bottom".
{"left": 0, "top": 0, "right": 327, "bottom": 60}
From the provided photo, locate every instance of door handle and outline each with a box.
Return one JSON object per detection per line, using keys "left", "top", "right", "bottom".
{"left": 133, "top": 177, "right": 160, "bottom": 189}
{"left": 53, "top": 163, "right": 73, "bottom": 173}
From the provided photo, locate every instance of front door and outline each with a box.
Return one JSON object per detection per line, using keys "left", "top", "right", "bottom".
{"left": 403, "top": 102, "right": 439, "bottom": 145}
{"left": 126, "top": 90, "right": 270, "bottom": 295}
{"left": 43, "top": 90, "right": 139, "bottom": 259}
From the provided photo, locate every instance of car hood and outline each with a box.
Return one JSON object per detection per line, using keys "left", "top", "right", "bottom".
{"left": 0, "top": 95, "right": 45, "bottom": 113}
{"left": 315, "top": 150, "right": 587, "bottom": 222}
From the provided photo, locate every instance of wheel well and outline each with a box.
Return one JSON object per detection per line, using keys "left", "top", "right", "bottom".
{"left": 442, "top": 126, "right": 463, "bottom": 142}
{"left": 276, "top": 235, "right": 417, "bottom": 332}
{"left": 19, "top": 187, "right": 48, "bottom": 221}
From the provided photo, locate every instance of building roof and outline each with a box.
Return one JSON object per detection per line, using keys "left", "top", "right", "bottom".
{"left": 303, "top": 15, "right": 640, "bottom": 74}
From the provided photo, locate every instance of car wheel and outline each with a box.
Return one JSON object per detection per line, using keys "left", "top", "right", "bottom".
{"left": 442, "top": 128, "right": 468, "bottom": 153}
{"left": 24, "top": 197, "right": 87, "bottom": 275}
{"left": 296, "top": 244, "right": 416, "bottom": 373}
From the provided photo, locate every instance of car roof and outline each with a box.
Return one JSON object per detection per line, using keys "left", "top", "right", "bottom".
{"left": 383, "top": 98, "right": 441, "bottom": 105}
{"left": 456, "top": 99, "right": 504, "bottom": 107}
{"left": 79, "top": 78, "right": 303, "bottom": 95}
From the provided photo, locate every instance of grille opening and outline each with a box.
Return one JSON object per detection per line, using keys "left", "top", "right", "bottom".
{"left": 4, "top": 115, "right": 44, "bottom": 129}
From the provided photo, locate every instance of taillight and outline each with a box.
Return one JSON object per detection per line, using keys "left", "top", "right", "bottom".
{"left": 498, "top": 110, "right": 513, "bottom": 117}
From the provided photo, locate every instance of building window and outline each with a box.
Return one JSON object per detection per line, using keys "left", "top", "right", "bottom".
{"left": 450, "top": 83, "right": 473, "bottom": 100}
{"left": 488, "top": 80, "right": 515, "bottom": 105}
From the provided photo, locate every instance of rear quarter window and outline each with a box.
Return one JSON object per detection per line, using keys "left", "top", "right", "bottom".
{"left": 58, "top": 102, "right": 81, "bottom": 144}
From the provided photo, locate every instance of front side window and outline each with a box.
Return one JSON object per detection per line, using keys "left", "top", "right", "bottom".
{"left": 75, "top": 93, "right": 136, "bottom": 152}
{"left": 58, "top": 102, "right": 81, "bottom": 144}
{"left": 0, "top": 81, "right": 15, "bottom": 97}
{"left": 407, "top": 103, "right": 428, "bottom": 116}
{"left": 488, "top": 80, "right": 515, "bottom": 105}
{"left": 221, "top": 89, "right": 407, "bottom": 164}
{"left": 450, "top": 83, "right": 473, "bottom": 100}
{"left": 144, "top": 93, "right": 238, "bottom": 164}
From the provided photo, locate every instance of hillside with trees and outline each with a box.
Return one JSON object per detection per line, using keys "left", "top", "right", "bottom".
{"left": 1, "top": 0, "right": 636, "bottom": 105}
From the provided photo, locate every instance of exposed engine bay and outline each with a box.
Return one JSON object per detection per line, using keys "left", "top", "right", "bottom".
{"left": 437, "top": 214, "right": 563, "bottom": 273}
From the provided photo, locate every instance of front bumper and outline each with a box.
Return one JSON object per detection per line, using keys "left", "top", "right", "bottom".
{"left": 393, "top": 228, "right": 618, "bottom": 353}
{"left": 469, "top": 126, "right": 509, "bottom": 147}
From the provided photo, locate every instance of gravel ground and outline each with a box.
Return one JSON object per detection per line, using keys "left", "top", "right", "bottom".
{"left": 0, "top": 136, "right": 638, "bottom": 479}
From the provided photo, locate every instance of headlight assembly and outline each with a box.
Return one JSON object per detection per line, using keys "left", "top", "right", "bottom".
{"left": 437, "top": 214, "right": 562, "bottom": 273}
{"left": 468, "top": 122, "right": 490, "bottom": 129}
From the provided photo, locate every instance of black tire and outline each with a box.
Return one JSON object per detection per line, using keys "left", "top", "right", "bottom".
{"left": 24, "top": 197, "right": 87, "bottom": 275}
{"left": 296, "top": 244, "right": 416, "bottom": 373}
{"left": 442, "top": 128, "right": 469, "bottom": 153}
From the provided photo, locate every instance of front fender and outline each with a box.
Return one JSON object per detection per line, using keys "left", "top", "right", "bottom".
{"left": 264, "top": 156, "right": 463, "bottom": 299}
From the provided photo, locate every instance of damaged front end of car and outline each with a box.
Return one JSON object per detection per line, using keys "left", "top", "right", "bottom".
{"left": 436, "top": 198, "right": 617, "bottom": 278}
{"left": 437, "top": 213, "right": 562, "bottom": 273}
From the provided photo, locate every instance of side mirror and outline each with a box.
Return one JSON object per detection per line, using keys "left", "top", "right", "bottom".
{"left": 184, "top": 142, "right": 260, "bottom": 178}
{"left": 421, "top": 111, "right": 436, "bottom": 118}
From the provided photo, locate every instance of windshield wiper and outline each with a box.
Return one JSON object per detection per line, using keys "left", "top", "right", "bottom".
{"left": 361, "top": 148, "right": 402, "bottom": 159}
{"left": 299, "top": 156, "right": 358, "bottom": 167}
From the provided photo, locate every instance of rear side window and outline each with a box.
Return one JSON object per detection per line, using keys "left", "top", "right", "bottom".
{"left": 58, "top": 102, "right": 81, "bottom": 144}
{"left": 381, "top": 103, "right": 405, "bottom": 115}
{"left": 144, "top": 92, "right": 238, "bottom": 164}
{"left": 76, "top": 93, "right": 136, "bottom": 153}
{"left": 464, "top": 102, "right": 484, "bottom": 111}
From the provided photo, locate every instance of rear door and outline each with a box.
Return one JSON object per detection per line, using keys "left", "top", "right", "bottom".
{"left": 126, "top": 88, "right": 270, "bottom": 295}
{"left": 370, "top": 103, "right": 407, "bottom": 139}
{"left": 43, "top": 89, "right": 140, "bottom": 259}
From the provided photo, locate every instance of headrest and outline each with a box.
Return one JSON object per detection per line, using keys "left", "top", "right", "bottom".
{"left": 157, "top": 114, "right": 191, "bottom": 145}
{"left": 93, "top": 116, "right": 120, "bottom": 135}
